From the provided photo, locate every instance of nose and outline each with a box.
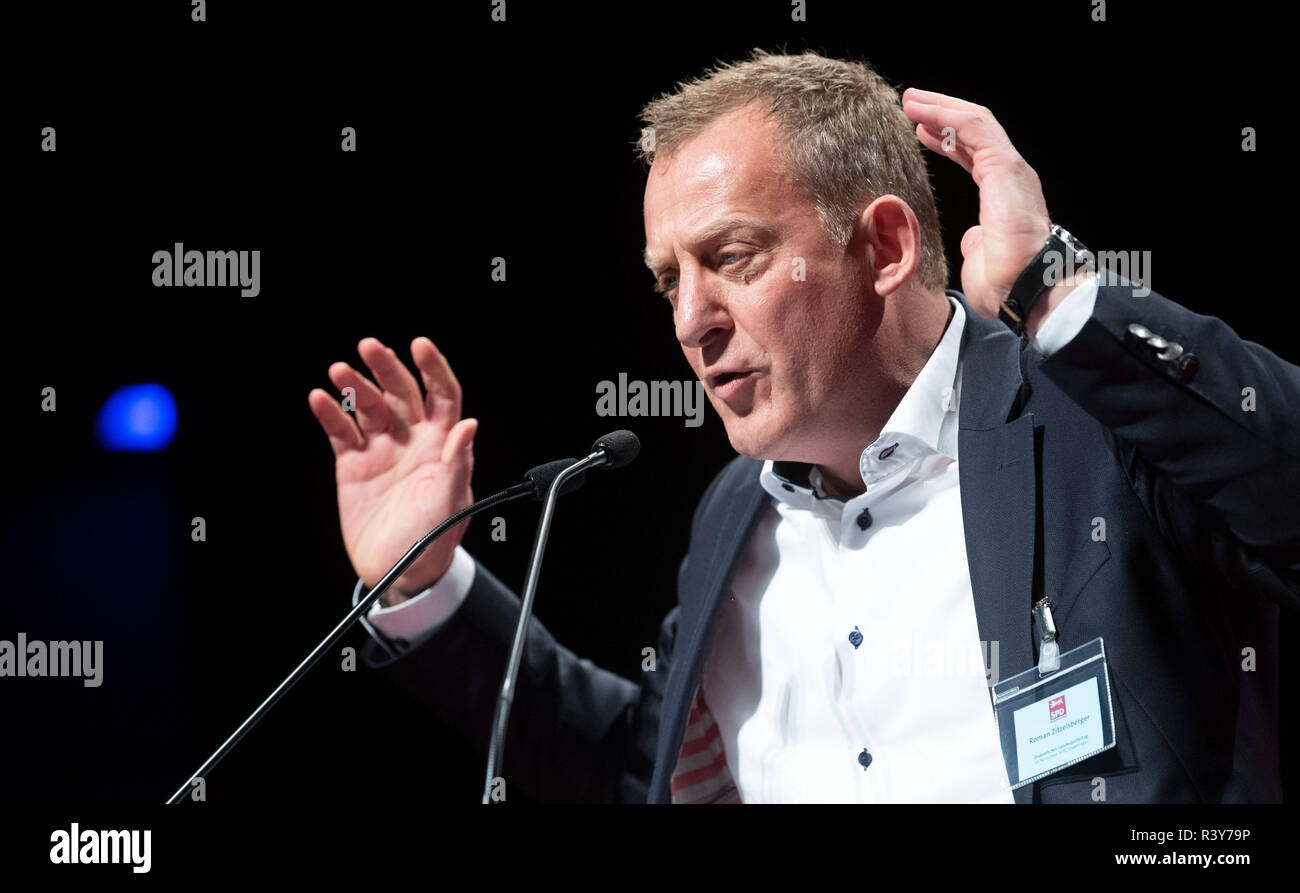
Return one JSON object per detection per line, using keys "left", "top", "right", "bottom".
{"left": 673, "top": 266, "right": 731, "bottom": 349}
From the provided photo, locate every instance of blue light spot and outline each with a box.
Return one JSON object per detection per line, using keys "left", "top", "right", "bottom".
{"left": 96, "top": 383, "right": 178, "bottom": 451}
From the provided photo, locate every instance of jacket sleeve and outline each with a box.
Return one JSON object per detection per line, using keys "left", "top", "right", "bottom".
{"left": 1036, "top": 277, "right": 1300, "bottom": 608}
{"left": 360, "top": 557, "right": 673, "bottom": 803}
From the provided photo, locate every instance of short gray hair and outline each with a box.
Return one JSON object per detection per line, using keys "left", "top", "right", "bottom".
{"left": 637, "top": 49, "right": 948, "bottom": 292}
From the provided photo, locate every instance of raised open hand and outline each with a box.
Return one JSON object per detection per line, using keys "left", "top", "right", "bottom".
{"left": 308, "top": 337, "right": 477, "bottom": 603}
{"left": 903, "top": 88, "right": 1053, "bottom": 325}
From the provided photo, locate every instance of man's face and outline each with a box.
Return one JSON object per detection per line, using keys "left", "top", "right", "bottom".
{"left": 643, "top": 105, "right": 881, "bottom": 462}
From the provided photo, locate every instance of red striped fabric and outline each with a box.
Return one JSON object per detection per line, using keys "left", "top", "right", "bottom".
{"left": 669, "top": 684, "right": 742, "bottom": 804}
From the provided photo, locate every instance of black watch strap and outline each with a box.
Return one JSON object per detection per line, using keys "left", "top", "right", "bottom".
{"left": 998, "top": 225, "right": 1090, "bottom": 336}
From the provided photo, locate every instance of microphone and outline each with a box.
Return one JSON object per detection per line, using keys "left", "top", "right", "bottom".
{"left": 524, "top": 458, "right": 586, "bottom": 499}
{"left": 590, "top": 429, "right": 640, "bottom": 470}
{"left": 482, "top": 430, "right": 640, "bottom": 803}
{"left": 165, "top": 454, "right": 589, "bottom": 806}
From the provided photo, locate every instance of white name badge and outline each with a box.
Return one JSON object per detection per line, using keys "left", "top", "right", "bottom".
{"left": 991, "top": 637, "right": 1116, "bottom": 789}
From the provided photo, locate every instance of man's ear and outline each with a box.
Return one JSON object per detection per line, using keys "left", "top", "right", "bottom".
{"left": 854, "top": 195, "right": 922, "bottom": 297}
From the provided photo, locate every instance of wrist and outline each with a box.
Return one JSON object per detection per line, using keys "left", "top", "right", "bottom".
{"left": 379, "top": 588, "right": 412, "bottom": 608}
{"left": 1025, "top": 268, "right": 1096, "bottom": 337}
{"left": 381, "top": 571, "right": 443, "bottom": 607}
{"left": 1000, "top": 224, "right": 1092, "bottom": 337}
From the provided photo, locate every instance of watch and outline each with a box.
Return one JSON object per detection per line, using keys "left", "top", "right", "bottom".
{"left": 998, "top": 224, "right": 1093, "bottom": 336}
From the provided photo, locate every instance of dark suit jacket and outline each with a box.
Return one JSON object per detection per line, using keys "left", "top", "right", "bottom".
{"left": 362, "top": 280, "right": 1300, "bottom": 803}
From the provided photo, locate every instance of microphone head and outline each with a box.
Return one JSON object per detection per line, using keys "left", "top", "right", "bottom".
{"left": 591, "top": 429, "right": 640, "bottom": 470}
{"left": 523, "top": 458, "right": 586, "bottom": 501}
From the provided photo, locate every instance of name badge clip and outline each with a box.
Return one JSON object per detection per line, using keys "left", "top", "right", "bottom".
{"left": 1032, "top": 596, "right": 1060, "bottom": 676}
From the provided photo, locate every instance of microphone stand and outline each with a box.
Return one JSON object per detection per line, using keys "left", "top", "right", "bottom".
{"left": 165, "top": 479, "right": 536, "bottom": 805}
{"left": 481, "top": 451, "right": 607, "bottom": 803}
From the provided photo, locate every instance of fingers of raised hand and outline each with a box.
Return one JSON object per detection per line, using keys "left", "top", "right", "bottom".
{"left": 307, "top": 387, "right": 364, "bottom": 455}
{"left": 357, "top": 337, "right": 425, "bottom": 426}
{"left": 902, "top": 88, "right": 1011, "bottom": 165}
{"left": 411, "top": 337, "right": 463, "bottom": 426}
{"left": 327, "top": 360, "right": 394, "bottom": 435}
{"left": 315, "top": 337, "right": 461, "bottom": 444}
{"left": 915, "top": 122, "right": 975, "bottom": 173}
{"left": 440, "top": 416, "right": 478, "bottom": 465}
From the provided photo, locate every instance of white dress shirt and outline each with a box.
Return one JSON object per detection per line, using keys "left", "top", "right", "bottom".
{"left": 364, "top": 282, "right": 1100, "bottom": 801}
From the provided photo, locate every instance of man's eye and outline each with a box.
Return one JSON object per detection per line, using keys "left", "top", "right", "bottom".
{"left": 720, "top": 251, "right": 742, "bottom": 265}
{"left": 659, "top": 275, "right": 678, "bottom": 295}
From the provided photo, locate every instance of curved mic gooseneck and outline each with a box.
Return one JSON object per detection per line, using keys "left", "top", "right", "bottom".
{"left": 482, "top": 429, "right": 640, "bottom": 803}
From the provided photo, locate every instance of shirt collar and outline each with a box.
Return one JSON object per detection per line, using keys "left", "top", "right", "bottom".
{"left": 761, "top": 292, "right": 965, "bottom": 505}
{"left": 871, "top": 291, "right": 964, "bottom": 463}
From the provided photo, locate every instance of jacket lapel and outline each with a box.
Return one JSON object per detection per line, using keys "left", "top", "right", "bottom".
{"left": 650, "top": 472, "right": 768, "bottom": 802}
{"left": 951, "top": 291, "right": 1041, "bottom": 804}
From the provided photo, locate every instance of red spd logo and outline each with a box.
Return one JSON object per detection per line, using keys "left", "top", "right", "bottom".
{"left": 1048, "top": 695, "right": 1067, "bottom": 721}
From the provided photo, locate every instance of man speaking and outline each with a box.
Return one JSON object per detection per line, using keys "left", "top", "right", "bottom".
{"left": 306, "top": 51, "right": 1299, "bottom": 803}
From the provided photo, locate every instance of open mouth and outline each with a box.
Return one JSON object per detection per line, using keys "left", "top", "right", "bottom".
{"left": 708, "top": 369, "right": 756, "bottom": 398}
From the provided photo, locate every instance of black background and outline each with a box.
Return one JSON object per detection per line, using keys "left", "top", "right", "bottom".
{"left": 3, "top": 0, "right": 1292, "bottom": 810}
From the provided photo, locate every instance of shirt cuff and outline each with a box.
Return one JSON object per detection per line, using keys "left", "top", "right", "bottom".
{"left": 1031, "top": 275, "right": 1100, "bottom": 357}
{"left": 365, "top": 546, "right": 476, "bottom": 645}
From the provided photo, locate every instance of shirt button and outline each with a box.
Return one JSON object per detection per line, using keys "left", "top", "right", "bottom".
{"left": 858, "top": 748, "right": 873, "bottom": 770}
{"left": 856, "top": 508, "right": 873, "bottom": 530}
{"left": 848, "top": 626, "right": 863, "bottom": 649}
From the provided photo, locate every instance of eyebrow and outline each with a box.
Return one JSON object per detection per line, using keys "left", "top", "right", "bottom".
{"left": 643, "top": 215, "right": 777, "bottom": 275}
